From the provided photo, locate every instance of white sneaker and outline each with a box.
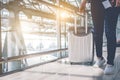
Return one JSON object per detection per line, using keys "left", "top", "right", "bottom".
{"left": 104, "top": 64, "right": 114, "bottom": 75}
{"left": 93, "top": 58, "right": 105, "bottom": 67}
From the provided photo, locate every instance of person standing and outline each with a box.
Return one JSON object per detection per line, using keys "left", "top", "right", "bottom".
{"left": 80, "top": 0, "right": 120, "bottom": 75}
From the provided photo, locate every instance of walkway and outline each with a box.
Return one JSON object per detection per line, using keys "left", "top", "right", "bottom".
{"left": 0, "top": 47, "right": 120, "bottom": 80}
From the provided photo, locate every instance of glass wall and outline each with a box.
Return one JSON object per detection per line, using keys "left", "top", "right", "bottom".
{"left": 0, "top": 0, "right": 71, "bottom": 73}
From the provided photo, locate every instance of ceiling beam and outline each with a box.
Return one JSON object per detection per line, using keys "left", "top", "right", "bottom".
{"left": 35, "top": 0, "right": 81, "bottom": 15}
{"left": 59, "top": 0, "right": 79, "bottom": 12}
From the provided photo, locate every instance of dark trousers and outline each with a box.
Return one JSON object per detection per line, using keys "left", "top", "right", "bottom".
{"left": 91, "top": 0, "right": 120, "bottom": 65}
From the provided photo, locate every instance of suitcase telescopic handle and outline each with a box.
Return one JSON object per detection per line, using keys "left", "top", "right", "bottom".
{"left": 85, "top": 12, "right": 88, "bottom": 34}
{"left": 74, "top": 12, "right": 88, "bottom": 35}
{"left": 74, "top": 15, "right": 77, "bottom": 34}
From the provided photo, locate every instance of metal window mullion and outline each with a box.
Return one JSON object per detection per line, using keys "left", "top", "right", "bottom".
{"left": 56, "top": 0, "right": 62, "bottom": 58}
{"left": 0, "top": 9, "right": 2, "bottom": 74}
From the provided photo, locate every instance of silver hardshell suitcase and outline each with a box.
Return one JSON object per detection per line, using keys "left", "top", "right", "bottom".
{"left": 68, "top": 13, "right": 94, "bottom": 64}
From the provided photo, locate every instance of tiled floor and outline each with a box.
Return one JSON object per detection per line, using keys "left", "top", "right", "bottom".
{"left": 0, "top": 47, "right": 120, "bottom": 80}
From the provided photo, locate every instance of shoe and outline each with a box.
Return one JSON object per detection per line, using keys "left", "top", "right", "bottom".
{"left": 93, "top": 58, "right": 105, "bottom": 67}
{"left": 104, "top": 64, "right": 114, "bottom": 75}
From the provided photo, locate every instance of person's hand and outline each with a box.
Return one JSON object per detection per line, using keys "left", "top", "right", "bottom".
{"left": 116, "top": 0, "right": 120, "bottom": 7}
{"left": 112, "top": 0, "right": 120, "bottom": 7}
{"left": 79, "top": 0, "right": 86, "bottom": 13}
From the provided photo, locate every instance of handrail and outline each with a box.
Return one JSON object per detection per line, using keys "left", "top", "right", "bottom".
{"left": 0, "top": 48, "right": 68, "bottom": 64}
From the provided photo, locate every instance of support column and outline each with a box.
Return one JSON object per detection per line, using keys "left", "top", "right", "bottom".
{"left": 2, "top": 11, "right": 26, "bottom": 72}
{"left": 14, "top": 12, "right": 27, "bottom": 68}
{"left": 5, "top": 11, "right": 22, "bottom": 71}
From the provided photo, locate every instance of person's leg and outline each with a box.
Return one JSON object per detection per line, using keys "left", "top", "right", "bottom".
{"left": 105, "top": 7, "right": 119, "bottom": 65}
{"left": 91, "top": 0, "right": 105, "bottom": 59}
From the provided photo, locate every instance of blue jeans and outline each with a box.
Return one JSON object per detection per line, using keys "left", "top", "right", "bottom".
{"left": 91, "top": 0, "right": 120, "bottom": 65}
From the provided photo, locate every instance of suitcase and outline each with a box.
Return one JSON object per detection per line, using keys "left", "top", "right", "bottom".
{"left": 68, "top": 13, "right": 94, "bottom": 64}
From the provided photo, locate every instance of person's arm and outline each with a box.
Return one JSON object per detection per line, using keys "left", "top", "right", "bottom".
{"left": 79, "top": 0, "right": 87, "bottom": 13}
